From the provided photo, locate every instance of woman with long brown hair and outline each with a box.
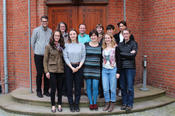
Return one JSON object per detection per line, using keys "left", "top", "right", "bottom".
{"left": 63, "top": 29, "right": 86, "bottom": 112}
{"left": 44, "top": 30, "right": 65, "bottom": 113}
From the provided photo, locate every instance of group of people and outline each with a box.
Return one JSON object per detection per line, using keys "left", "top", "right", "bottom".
{"left": 31, "top": 15, "right": 138, "bottom": 113}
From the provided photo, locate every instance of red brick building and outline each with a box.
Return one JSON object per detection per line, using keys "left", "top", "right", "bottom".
{"left": 0, "top": 0, "right": 175, "bottom": 97}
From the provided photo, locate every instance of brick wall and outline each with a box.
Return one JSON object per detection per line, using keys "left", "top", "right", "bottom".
{"left": 142, "top": 0, "right": 175, "bottom": 97}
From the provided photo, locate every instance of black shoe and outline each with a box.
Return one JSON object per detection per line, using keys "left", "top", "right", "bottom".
{"left": 126, "top": 106, "right": 133, "bottom": 113}
{"left": 120, "top": 104, "right": 126, "bottom": 110}
{"left": 37, "top": 92, "right": 43, "bottom": 98}
{"left": 70, "top": 104, "right": 75, "bottom": 112}
{"left": 43, "top": 92, "right": 50, "bottom": 97}
{"left": 74, "top": 104, "right": 80, "bottom": 112}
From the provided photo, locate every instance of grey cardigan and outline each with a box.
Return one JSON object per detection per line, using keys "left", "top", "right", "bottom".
{"left": 31, "top": 26, "right": 52, "bottom": 55}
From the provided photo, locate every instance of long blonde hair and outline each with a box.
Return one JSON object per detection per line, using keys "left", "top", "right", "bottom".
{"left": 102, "top": 33, "right": 116, "bottom": 49}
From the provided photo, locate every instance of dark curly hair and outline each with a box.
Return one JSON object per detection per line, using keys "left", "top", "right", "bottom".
{"left": 49, "top": 30, "right": 65, "bottom": 50}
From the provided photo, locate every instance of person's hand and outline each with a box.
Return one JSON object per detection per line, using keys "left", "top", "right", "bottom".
{"left": 71, "top": 67, "right": 78, "bottom": 73}
{"left": 46, "top": 72, "right": 50, "bottom": 79}
{"left": 76, "top": 66, "right": 81, "bottom": 70}
{"left": 130, "top": 50, "right": 136, "bottom": 54}
{"left": 116, "top": 73, "right": 120, "bottom": 79}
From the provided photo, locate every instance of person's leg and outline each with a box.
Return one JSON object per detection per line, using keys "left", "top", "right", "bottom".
{"left": 109, "top": 68, "right": 117, "bottom": 102}
{"left": 65, "top": 65, "right": 74, "bottom": 105}
{"left": 56, "top": 73, "right": 63, "bottom": 112}
{"left": 50, "top": 73, "right": 57, "bottom": 106}
{"left": 102, "top": 68, "right": 110, "bottom": 111}
{"left": 34, "top": 54, "right": 43, "bottom": 97}
{"left": 57, "top": 73, "right": 63, "bottom": 105}
{"left": 92, "top": 79, "right": 99, "bottom": 105}
{"left": 102, "top": 68, "right": 110, "bottom": 103}
{"left": 126, "top": 69, "right": 136, "bottom": 108}
{"left": 74, "top": 64, "right": 83, "bottom": 112}
{"left": 108, "top": 68, "right": 117, "bottom": 112}
{"left": 86, "top": 79, "right": 93, "bottom": 105}
{"left": 119, "top": 69, "right": 127, "bottom": 108}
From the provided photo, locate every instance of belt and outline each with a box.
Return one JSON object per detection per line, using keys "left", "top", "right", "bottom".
{"left": 71, "top": 62, "right": 80, "bottom": 65}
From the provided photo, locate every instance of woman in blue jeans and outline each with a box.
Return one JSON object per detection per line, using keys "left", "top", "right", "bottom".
{"left": 118, "top": 28, "right": 138, "bottom": 112}
{"left": 84, "top": 30, "right": 102, "bottom": 110}
{"left": 102, "top": 33, "right": 121, "bottom": 112}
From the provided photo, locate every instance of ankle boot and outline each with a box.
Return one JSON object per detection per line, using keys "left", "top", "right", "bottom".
{"left": 103, "top": 102, "right": 110, "bottom": 111}
{"left": 108, "top": 102, "right": 115, "bottom": 112}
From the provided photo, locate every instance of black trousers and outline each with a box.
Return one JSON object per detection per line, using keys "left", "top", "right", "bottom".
{"left": 34, "top": 54, "right": 49, "bottom": 93}
{"left": 50, "top": 73, "right": 63, "bottom": 106}
{"left": 65, "top": 64, "right": 83, "bottom": 105}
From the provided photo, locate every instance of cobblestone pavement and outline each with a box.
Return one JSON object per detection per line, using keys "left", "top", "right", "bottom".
{"left": 0, "top": 102, "right": 174, "bottom": 116}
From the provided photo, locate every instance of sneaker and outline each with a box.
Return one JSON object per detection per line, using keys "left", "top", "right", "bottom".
{"left": 74, "top": 104, "right": 80, "bottom": 112}
{"left": 93, "top": 104, "right": 98, "bottom": 111}
{"left": 89, "top": 104, "right": 94, "bottom": 110}
{"left": 120, "top": 104, "right": 126, "bottom": 110}
{"left": 70, "top": 104, "right": 75, "bottom": 112}
{"left": 126, "top": 106, "right": 133, "bottom": 112}
{"left": 37, "top": 92, "right": 43, "bottom": 98}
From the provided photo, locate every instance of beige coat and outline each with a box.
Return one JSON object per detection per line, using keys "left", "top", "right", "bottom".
{"left": 44, "top": 44, "right": 64, "bottom": 73}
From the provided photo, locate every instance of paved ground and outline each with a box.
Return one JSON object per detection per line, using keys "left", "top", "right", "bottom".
{"left": 0, "top": 102, "right": 174, "bottom": 116}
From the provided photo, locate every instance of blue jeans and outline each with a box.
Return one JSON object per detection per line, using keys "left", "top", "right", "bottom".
{"left": 86, "top": 79, "right": 99, "bottom": 105}
{"left": 102, "top": 67, "right": 117, "bottom": 102}
{"left": 120, "top": 68, "right": 136, "bottom": 107}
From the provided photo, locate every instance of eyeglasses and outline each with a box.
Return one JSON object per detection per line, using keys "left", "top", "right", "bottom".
{"left": 41, "top": 21, "right": 48, "bottom": 23}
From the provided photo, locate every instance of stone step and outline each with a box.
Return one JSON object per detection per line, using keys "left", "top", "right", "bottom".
{"left": 10, "top": 84, "right": 166, "bottom": 107}
{"left": 0, "top": 94, "right": 174, "bottom": 116}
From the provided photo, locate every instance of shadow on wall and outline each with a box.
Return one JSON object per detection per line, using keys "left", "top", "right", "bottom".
{"left": 0, "top": 82, "right": 1, "bottom": 94}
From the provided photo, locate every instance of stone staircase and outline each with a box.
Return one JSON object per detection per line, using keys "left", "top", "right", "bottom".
{"left": 0, "top": 84, "right": 174, "bottom": 115}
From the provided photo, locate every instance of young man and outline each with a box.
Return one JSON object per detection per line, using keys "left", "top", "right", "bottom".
{"left": 31, "top": 16, "right": 52, "bottom": 98}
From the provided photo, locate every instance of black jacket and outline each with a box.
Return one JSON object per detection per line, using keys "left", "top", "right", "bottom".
{"left": 115, "top": 46, "right": 122, "bottom": 73}
{"left": 114, "top": 32, "right": 135, "bottom": 44}
{"left": 118, "top": 39, "right": 138, "bottom": 69}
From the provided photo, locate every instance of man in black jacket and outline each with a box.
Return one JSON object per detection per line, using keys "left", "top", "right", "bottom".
{"left": 118, "top": 28, "right": 138, "bottom": 112}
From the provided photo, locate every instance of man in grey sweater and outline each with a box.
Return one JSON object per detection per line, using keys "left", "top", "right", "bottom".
{"left": 31, "top": 16, "right": 52, "bottom": 98}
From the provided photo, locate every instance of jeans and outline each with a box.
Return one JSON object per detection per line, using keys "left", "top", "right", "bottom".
{"left": 102, "top": 67, "right": 117, "bottom": 102}
{"left": 120, "top": 68, "right": 136, "bottom": 107}
{"left": 65, "top": 64, "right": 83, "bottom": 105}
{"left": 50, "top": 73, "right": 63, "bottom": 106}
{"left": 86, "top": 79, "right": 99, "bottom": 105}
{"left": 34, "top": 54, "right": 49, "bottom": 93}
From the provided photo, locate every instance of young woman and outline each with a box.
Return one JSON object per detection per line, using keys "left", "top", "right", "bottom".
{"left": 63, "top": 29, "right": 86, "bottom": 112}
{"left": 118, "top": 28, "right": 137, "bottom": 112}
{"left": 102, "top": 33, "right": 120, "bottom": 112}
{"left": 43, "top": 30, "right": 65, "bottom": 113}
{"left": 96, "top": 24, "right": 104, "bottom": 44}
{"left": 84, "top": 30, "right": 102, "bottom": 110}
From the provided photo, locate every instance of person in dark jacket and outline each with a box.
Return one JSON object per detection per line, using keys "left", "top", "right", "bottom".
{"left": 118, "top": 28, "right": 138, "bottom": 112}
{"left": 114, "top": 20, "right": 135, "bottom": 97}
{"left": 114, "top": 20, "right": 135, "bottom": 44}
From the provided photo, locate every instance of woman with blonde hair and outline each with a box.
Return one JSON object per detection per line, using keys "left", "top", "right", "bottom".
{"left": 102, "top": 33, "right": 121, "bottom": 112}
